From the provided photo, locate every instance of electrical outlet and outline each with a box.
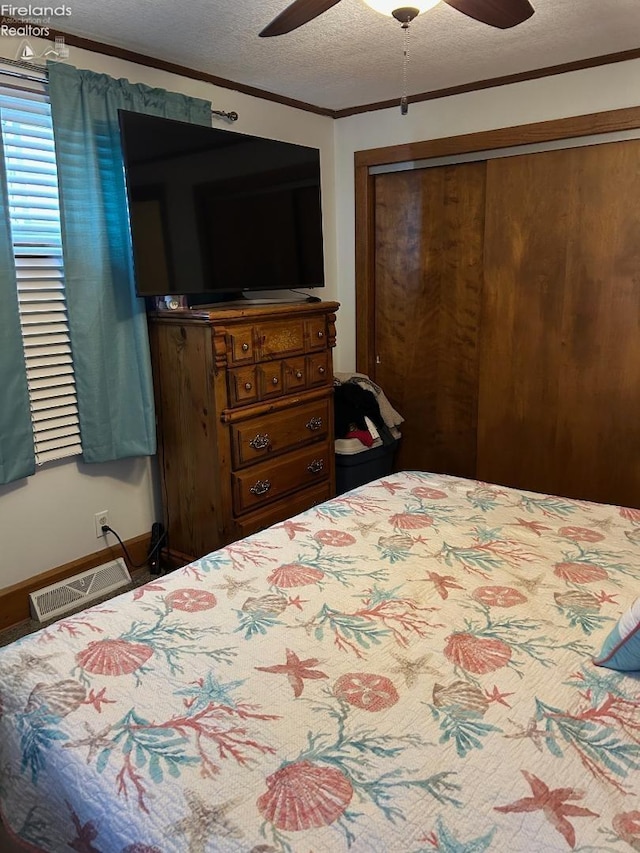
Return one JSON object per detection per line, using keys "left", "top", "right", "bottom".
{"left": 94, "top": 510, "right": 109, "bottom": 538}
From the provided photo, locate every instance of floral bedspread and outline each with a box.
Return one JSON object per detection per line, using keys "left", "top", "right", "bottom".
{"left": 1, "top": 471, "right": 639, "bottom": 853}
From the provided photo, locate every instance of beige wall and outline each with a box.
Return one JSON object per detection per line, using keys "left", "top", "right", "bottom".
{"left": 1, "top": 34, "right": 639, "bottom": 589}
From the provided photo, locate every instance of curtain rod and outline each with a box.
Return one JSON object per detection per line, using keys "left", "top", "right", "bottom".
{"left": 0, "top": 57, "right": 48, "bottom": 83}
{"left": 212, "top": 108, "right": 238, "bottom": 122}
{"left": 0, "top": 58, "right": 239, "bottom": 119}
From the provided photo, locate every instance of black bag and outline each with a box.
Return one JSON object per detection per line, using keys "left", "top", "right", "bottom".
{"left": 334, "top": 383, "right": 395, "bottom": 445}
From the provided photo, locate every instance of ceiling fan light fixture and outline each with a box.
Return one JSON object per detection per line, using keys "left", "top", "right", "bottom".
{"left": 362, "top": 0, "right": 440, "bottom": 18}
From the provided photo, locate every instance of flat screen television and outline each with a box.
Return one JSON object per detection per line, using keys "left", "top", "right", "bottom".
{"left": 118, "top": 110, "right": 325, "bottom": 304}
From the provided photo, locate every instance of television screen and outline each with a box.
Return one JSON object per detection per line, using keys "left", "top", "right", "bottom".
{"left": 118, "top": 110, "right": 325, "bottom": 301}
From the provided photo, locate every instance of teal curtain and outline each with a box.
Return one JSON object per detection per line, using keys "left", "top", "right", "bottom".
{"left": 0, "top": 128, "right": 35, "bottom": 484}
{"left": 47, "top": 62, "right": 211, "bottom": 463}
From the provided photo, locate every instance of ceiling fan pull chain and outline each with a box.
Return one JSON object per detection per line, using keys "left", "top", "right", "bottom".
{"left": 400, "top": 19, "right": 410, "bottom": 115}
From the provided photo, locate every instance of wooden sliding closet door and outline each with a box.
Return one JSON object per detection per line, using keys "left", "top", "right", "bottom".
{"left": 478, "top": 140, "right": 640, "bottom": 507}
{"left": 373, "top": 163, "right": 485, "bottom": 476}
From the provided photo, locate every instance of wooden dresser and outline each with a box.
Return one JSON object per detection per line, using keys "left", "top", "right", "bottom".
{"left": 148, "top": 300, "right": 340, "bottom": 561}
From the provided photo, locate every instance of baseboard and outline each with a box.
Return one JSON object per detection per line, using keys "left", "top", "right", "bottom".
{"left": 164, "top": 546, "right": 196, "bottom": 569}
{"left": 0, "top": 534, "right": 150, "bottom": 632}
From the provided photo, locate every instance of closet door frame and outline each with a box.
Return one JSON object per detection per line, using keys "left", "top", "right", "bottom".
{"left": 354, "top": 105, "right": 640, "bottom": 376}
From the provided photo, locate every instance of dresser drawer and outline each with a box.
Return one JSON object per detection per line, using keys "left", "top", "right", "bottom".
{"left": 232, "top": 443, "right": 330, "bottom": 514}
{"left": 228, "top": 366, "right": 259, "bottom": 405}
{"left": 258, "top": 361, "right": 285, "bottom": 399}
{"left": 233, "top": 482, "right": 332, "bottom": 540}
{"left": 256, "top": 320, "right": 305, "bottom": 359}
{"left": 228, "top": 325, "right": 255, "bottom": 365}
{"left": 231, "top": 398, "right": 330, "bottom": 468}
{"left": 284, "top": 357, "right": 306, "bottom": 393}
{"left": 306, "top": 352, "right": 330, "bottom": 387}
{"left": 305, "top": 316, "right": 328, "bottom": 351}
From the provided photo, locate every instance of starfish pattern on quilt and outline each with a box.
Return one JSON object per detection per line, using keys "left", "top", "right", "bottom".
{"left": 255, "top": 648, "right": 328, "bottom": 697}
{"left": 166, "top": 790, "right": 241, "bottom": 853}
{"left": 495, "top": 770, "right": 599, "bottom": 848}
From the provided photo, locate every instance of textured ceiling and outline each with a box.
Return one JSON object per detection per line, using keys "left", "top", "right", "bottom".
{"left": 55, "top": 0, "right": 640, "bottom": 111}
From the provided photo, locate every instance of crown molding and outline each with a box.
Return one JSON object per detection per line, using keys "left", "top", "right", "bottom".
{"left": 2, "top": 19, "right": 638, "bottom": 120}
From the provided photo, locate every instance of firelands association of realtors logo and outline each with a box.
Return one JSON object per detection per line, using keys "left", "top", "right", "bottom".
{"left": 0, "top": 4, "right": 72, "bottom": 61}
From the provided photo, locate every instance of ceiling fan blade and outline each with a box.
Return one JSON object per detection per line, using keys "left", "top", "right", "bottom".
{"left": 260, "top": 0, "right": 343, "bottom": 37}
{"left": 443, "top": 0, "right": 534, "bottom": 28}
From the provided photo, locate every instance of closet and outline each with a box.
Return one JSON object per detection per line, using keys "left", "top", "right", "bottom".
{"left": 357, "top": 113, "right": 640, "bottom": 508}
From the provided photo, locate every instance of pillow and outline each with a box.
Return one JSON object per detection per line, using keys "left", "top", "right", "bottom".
{"left": 593, "top": 597, "right": 640, "bottom": 672}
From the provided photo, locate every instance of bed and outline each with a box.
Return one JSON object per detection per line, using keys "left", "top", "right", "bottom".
{"left": 1, "top": 471, "right": 639, "bottom": 852}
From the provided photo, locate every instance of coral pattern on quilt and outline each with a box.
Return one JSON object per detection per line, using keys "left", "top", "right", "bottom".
{"left": 1, "top": 471, "right": 639, "bottom": 852}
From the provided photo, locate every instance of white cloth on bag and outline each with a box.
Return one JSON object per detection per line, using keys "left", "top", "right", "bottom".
{"left": 334, "top": 371, "right": 404, "bottom": 430}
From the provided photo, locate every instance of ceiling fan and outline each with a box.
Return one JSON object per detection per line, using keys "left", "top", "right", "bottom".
{"left": 260, "top": 0, "right": 535, "bottom": 37}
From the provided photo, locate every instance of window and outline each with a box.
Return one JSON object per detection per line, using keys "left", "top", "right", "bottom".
{"left": 0, "top": 69, "right": 81, "bottom": 464}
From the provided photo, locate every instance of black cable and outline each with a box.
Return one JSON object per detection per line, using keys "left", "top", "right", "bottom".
{"left": 289, "top": 288, "right": 321, "bottom": 302}
{"left": 101, "top": 524, "right": 167, "bottom": 570}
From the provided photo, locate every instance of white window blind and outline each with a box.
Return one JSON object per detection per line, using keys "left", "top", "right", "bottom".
{"left": 0, "top": 72, "right": 82, "bottom": 465}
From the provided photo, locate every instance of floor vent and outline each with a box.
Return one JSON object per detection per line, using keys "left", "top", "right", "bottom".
{"left": 29, "top": 559, "right": 132, "bottom": 623}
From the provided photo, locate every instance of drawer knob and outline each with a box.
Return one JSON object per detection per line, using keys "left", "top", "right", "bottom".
{"left": 272, "top": 376, "right": 279, "bottom": 386}
{"left": 249, "top": 479, "right": 271, "bottom": 496}
{"left": 249, "top": 433, "right": 270, "bottom": 451}
{"left": 317, "top": 330, "right": 324, "bottom": 339}
{"left": 295, "top": 370, "right": 303, "bottom": 380}
{"left": 307, "top": 459, "right": 324, "bottom": 474}
{"left": 306, "top": 416, "right": 322, "bottom": 431}
{"left": 318, "top": 366, "right": 326, "bottom": 375}
{"left": 241, "top": 342, "right": 250, "bottom": 352}
{"left": 244, "top": 382, "right": 253, "bottom": 391}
